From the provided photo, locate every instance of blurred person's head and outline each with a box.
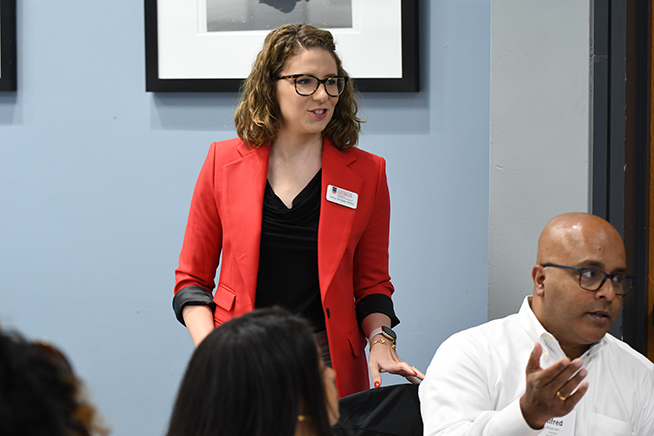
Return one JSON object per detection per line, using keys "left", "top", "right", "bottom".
{"left": 0, "top": 328, "right": 108, "bottom": 436}
{"left": 166, "top": 307, "right": 338, "bottom": 436}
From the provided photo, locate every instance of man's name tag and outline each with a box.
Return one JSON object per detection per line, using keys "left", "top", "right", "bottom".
{"left": 326, "top": 185, "right": 358, "bottom": 209}
{"left": 539, "top": 411, "right": 576, "bottom": 436}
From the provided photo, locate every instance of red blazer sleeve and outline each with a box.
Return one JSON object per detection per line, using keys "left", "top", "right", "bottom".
{"left": 352, "top": 155, "right": 395, "bottom": 303}
{"left": 174, "top": 144, "right": 223, "bottom": 295}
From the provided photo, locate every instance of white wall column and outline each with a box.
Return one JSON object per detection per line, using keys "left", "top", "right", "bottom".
{"left": 489, "top": 0, "right": 593, "bottom": 319}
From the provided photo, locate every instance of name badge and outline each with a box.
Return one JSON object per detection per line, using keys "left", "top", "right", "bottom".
{"left": 539, "top": 411, "right": 576, "bottom": 436}
{"left": 326, "top": 185, "right": 358, "bottom": 209}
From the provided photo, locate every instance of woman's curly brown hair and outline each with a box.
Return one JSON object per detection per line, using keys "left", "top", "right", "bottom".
{"left": 234, "top": 23, "right": 364, "bottom": 151}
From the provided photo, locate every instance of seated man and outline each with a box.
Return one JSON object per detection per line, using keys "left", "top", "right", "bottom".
{"left": 419, "top": 213, "right": 654, "bottom": 436}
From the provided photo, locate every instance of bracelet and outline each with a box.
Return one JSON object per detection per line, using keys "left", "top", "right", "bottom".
{"left": 368, "top": 327, "right": 383, "bottom": 342}
{"left": 369, "top": 337, "right": 396, "bottom": 350}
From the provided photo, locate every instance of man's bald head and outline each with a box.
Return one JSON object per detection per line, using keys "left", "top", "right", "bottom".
{"left": 536, "top": 213, "right": 624, "bottom": 267}
{"left": 531, "top": 212, "right": 627, "bottom": 359}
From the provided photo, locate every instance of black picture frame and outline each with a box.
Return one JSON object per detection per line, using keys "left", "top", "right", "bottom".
{"left": 0, "top": 0, "right": 17, "bottom": 91}
{"left": 144, "top": 0, "right": 419, "bottom": 93}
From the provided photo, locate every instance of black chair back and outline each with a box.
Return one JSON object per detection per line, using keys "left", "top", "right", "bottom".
{"left": 333, "top": 384, "right": 423, "bottom": 436}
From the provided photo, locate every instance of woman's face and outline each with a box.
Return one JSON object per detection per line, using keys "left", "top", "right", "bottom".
{"left": 275, "top": 48, "right": 339, "bottom": 142}
{"left": 320, "top": 359, "right": 340, "bottom": 426}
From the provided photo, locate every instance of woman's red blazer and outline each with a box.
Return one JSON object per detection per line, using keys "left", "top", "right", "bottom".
{"left": 174, "top": 137, "right": 395, "bottom": 397}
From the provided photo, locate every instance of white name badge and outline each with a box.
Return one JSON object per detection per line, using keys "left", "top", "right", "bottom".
{"left": 326, "top": 185, "right": 358, "bottom": 209}
{"left": 539, "top": 411, "right": 576, "bottom": 436}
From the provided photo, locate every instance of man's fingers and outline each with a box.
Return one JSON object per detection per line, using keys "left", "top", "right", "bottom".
{"left": 525, "top": 342, "right": 543, "bottom": 374}
{"left": 529, "top": 355, "right": 578, "bottom": 390}
{"left": 541, "top": 358, "right": 583, "bottom": 392}
{"left": 553, "top": 380, "right": 588, "bottom": 420}
{"left": 521, "top": 346, "right": 589, "bottom": 429}
{"left": 561, "top": 381, "right": 588, "bottom": 409}
{"left": 556, "top": 367, "right": 587, "bottom": 400}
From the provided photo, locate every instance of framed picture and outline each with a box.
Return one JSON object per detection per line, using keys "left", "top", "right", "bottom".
{"left": 145, "top": 0, "right": 418, "bottom": 92}
{"left": 0, "top": 0, "right": 17, "bottom": 91}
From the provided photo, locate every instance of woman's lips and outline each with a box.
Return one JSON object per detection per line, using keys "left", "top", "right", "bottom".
{"left": 309, "top": 108, "right": 328, "bottom": 118}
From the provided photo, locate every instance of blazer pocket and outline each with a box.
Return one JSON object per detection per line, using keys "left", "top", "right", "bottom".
{"left": 590, "top": 413, "right": 633, "bottom": 436}
{"left": 347, "top": 326, "right": 367, "bottom": 358}
{"left": 214, "top": 284, "right": 236, "bottom": 311}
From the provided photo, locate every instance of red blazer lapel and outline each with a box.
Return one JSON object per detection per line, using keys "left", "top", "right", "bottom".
{"left": 222, "top": 143, "right": 270, "bottom": 303}
{"left": 318, "top": 141, "right": 362, "bottom": 298}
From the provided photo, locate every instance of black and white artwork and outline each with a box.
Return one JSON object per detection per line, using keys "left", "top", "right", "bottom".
{"left": 207, "top": 0, "right": 352, "bottom": 32}
{"left": 0, "top": 0, "right": 17, "bottom": 91}
{"left": 145, "top": 0, "right": 418, "bottom": 92}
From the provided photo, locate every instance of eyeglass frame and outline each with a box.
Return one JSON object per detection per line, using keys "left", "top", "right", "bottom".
{"left": 541, "top": 263, "right": 636, "bottom": 296}
{"left": 276, "top": 74, "right": 349, "bottom": 97}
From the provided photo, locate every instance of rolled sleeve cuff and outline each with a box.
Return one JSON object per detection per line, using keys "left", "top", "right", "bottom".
{"left": 172, "top": 286, "right": 215, "bottom": 326}
{"left": 356, "top": 294, "right": 400, "bottom": 330}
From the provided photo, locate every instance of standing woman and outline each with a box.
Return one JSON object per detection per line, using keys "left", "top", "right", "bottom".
{"left": 173, "top": 23, "right": 423, "bottom": 397}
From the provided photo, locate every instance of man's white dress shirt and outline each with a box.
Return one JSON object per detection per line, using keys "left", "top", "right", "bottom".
{"left": 419, "top": 297, "right": 654, "bottom": 436}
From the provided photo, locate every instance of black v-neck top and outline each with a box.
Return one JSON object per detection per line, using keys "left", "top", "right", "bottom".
{"left": 255, "top": 170, "right": 325, "bottom": 331}
{"left": 173, "top": 170, "right": 399, "bottom": 333}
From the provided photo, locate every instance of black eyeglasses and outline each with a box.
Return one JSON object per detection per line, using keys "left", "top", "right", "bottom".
{"left": 541, "top": 263, "right": 636, "bottom": 296}
{"left": 276, "top": 74, "right": 348, "bottom": 97}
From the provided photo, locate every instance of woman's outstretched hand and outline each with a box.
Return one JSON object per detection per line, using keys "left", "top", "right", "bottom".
{"left": 368, "top": 336, "right": 424, "bottom": 388}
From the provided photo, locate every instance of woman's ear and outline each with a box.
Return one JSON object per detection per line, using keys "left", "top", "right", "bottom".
{"left": 532, "top": 265, "right": 546, "bottom": 296}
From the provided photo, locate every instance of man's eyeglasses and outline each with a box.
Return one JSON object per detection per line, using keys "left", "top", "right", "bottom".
{"left": 276, "top": 74, "right": 348, "bottom": 97}
{"left": 541, "top": 263, "right": 636, "bottom": 296}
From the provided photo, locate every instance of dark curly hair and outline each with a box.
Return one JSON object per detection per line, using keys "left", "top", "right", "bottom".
{"left": 166, "top": 308, "right": 336, "bottom": 436}
{"left": 234, "top": 23, "right": 364, "bottom": 150}
{"left": 0, "top": 329, "right": 108, "bottom": 436}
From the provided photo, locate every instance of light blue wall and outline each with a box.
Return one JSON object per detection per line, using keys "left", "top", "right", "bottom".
{"left": 0, "top": 1, "right": 490, "bottom": 435}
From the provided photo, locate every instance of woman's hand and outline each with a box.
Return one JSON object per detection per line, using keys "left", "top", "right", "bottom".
{"left": 368, "top": 335, "right": 424, "bottom": 388}
{"left": 362, "top": 313, "right": 424, "bottom": 388}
